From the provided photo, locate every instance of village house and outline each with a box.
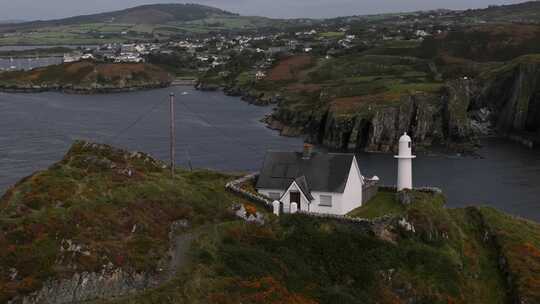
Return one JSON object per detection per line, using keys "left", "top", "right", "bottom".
{"left": 255, "top": 70, "right": 267, "bottom": 80}
{"left": 256, "top": 145, "right": 379, "bottom": 215}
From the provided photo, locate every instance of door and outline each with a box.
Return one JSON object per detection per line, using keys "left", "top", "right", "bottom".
{"left": 290, "top": 191, "right": 301, "bottom": 211}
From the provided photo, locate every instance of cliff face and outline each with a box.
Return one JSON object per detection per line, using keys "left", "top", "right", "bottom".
{"left": 268, "top": 79, "right": 478, "bottom": 153}
{"left": 478, "top": 58, "right": 540, "bottom": 136}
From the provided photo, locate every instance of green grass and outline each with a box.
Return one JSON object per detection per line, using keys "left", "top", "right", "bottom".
{"left": 0, "top": 141, "right": 253, "bottom": 302}
{"left": 97, "top": 190, "right": 517, "bottom": 304}
{"left": 347, "top": 190, "right": 405, "bottom": 219}
{"left": 319, "top": 31, "right": 345, "bottom": 38}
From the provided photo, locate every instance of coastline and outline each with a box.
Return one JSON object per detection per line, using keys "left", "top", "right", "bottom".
{"left": 0, "top": 82, "right": 172, "bottom": 94}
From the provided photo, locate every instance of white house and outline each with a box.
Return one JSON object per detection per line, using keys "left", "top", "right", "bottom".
{"left": 256, "top": 145, "right": 378, "bottom": 216}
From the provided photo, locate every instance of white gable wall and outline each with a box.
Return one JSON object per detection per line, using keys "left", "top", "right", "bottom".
{"left": 279, "top": 182, "right": 311, "bottom": 213}
{"left": 340, "top": 156, "right": 364, "bottom": 214}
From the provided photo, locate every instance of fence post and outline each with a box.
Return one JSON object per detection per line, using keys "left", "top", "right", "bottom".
{"left": 273, "top": 201, "right": 281, "bottom": 216}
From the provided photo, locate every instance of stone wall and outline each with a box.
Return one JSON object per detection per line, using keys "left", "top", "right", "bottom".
{"left": 225, "top": 173, "right": 273, "bottom": 210}
{"left": 362, "top": 181, "right": 379, "bottom": 204}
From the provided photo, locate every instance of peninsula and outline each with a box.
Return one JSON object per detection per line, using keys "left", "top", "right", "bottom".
{"left": 0, "top": 61, "right": 173, "bottom": 93}
{"left": 0, "top": 141, "right": 539, "bottom": 304}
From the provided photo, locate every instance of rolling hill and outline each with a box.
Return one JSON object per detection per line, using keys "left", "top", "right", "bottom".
{"left": 462, "top": 1, "right": 540, "bottom": 23}
{"left": 0, "top": 4, "right": 237, "bottom": 31}
{"left": 0, "top": 3, "right": 279, "bottom": 45}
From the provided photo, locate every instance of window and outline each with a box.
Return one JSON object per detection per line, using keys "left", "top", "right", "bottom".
{"left": 408, "top": 142, "right": 411, "bottom": 148}
{"left": 268, "top": 192, "right": 281, "bottom": 200}
{"left": 319, "top": 195, "right": 332, "bottom": 207}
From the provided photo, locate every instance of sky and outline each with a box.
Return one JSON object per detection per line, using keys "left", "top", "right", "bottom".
{"left": 0, "top": 0, "right": 528, "bottom": 21}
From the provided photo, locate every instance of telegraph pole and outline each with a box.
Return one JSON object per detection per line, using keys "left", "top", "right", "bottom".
{"left": 169, "top": 92, "right": 175, "bottom": 178}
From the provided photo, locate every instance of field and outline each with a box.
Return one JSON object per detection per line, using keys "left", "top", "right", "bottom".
{"left": 245, "top": 53, "right": 443, "bottom": 117}
{"left": 0, "top": 15, "right": 285, "bottom": 46}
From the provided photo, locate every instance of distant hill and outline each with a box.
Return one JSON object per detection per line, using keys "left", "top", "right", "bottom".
{"left": 0, "top": 3, "right": 237, "bottom": 31}
{"left": 462, "top": 1, "right": 540, "bottom": 23}
{"left": 0, "top": 20, "right": 25, "bottom": 25}
{"left": 419, "top": 23, "right": 540, "bottom": 62}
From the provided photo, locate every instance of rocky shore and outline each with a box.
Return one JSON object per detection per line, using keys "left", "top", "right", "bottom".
{"left": 197, "top": 78, "right": 487, "bottom": 153}
{"left": 0, "top": 82, "right": 172, "bottom": 94}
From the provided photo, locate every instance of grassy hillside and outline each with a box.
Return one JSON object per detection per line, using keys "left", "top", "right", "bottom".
{"left": 0, "top": 61, "right": 172, "bottom": 91}
{"left": 224, "top": 53, "right": 442, "bottom": 118}
{"left": 0, "top": 4, "right": 280, "bottom": 45}
{"left": 0, "top": 4, "right": 236, "bottom": 31}
{"left": 1, "top": 142, "right": 540, "bottom": 303}
{"left": 94, "top": 189, "right": 540, "bottom": 304}
{"left": 0, "top": 141, "right": 250, "bottom": 302}
{"left": 462, "top": 1, "right": 540, "bottom": 23}
{"left": 419, "top": 24, "right": 540, "bottom": 63}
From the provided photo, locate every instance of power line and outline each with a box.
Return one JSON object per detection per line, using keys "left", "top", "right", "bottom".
{"left": 174, "top": 96, "right": 267, "bottom": 156}
{"left": 108, "top": 98, "right": 166, "bottom": 143}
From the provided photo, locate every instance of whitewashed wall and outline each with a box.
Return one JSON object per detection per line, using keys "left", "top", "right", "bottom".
{"left": 279, "top": 182, "right": 311, "bottom": 213}
{"left": 341, "top": 157, "right": 364, "bottom": 214}
{"left": 309, "top": 191, "right": 343, "bottom": 215}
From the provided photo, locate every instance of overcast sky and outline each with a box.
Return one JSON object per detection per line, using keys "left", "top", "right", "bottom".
{"left": 0, "top": 0, "right": 528, "bottom": 21}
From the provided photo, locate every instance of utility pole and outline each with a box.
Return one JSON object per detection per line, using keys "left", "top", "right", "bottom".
{"left": 169, "top": 92, "right": 175, "bottom": 178}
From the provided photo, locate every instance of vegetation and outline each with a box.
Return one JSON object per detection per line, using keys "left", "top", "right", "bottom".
{"left": 0, "top": 4, "right": 287, "bottom": 45}
{"left": 419, "top": 24, "right": 540, "bottom": 62}
{"left": 0, "top": 141, "right": 254, "bottom": 302}
{"left": 0, "top": 47, "right": 72, "bottom": 58}
{"left": 0, "top": 61, "right": 172, "bottom": 90}
{"left": 220, "top": 52, "right": 443, "bottom": 119}
{"left": 94, "top": 188, "right": 540, "bottom": 304}
{"left": 347, "top": 190, "right": 405, "bottom": 219}
{"left": 1, "top": 142, "right": 540, "bottom": 303}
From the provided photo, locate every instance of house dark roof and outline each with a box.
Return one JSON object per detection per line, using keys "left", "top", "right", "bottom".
{"left": 256, "top": 151, "right": 355, "bottom": 194}
{"left": 293, "top": 175, "right": 314, "bottom": 200}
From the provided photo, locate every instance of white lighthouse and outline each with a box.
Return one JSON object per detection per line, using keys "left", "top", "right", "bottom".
{"left": 394, "top": 132, "right": 416, "bottom": 191}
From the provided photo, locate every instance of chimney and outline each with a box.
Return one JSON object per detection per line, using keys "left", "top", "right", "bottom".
{"left": 302, "top": 143, "right": 314, "bottom": 159}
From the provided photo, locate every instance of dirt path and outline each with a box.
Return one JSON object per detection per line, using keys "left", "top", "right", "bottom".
{"left": 163, "top": 231, "right": 197, "bottom": 281}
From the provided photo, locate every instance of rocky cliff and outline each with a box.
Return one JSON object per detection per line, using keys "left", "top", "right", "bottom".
{"left": 477, "top": 55, "right": 540, "bottom": 140}
{"left": 265, "top": 79, "right": 479, "bottom": 153}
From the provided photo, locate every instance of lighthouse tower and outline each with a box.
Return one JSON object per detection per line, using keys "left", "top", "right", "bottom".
{"left": 394, "top": 133, "right": 416, "bottom": 191}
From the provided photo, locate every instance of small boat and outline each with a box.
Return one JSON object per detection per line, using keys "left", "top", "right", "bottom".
{"left": 181, "top": 92, "right": 189, "bottom": 96}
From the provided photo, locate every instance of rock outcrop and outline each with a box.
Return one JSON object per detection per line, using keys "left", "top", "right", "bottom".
{"left": 16, "top": 270, "right": 155, "bottom": 304}
{"left": 478, "top": 57, "right": 540, "bottom": 136}
{"left": 267, "top": 79, "right": 478, "bottom": 152}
